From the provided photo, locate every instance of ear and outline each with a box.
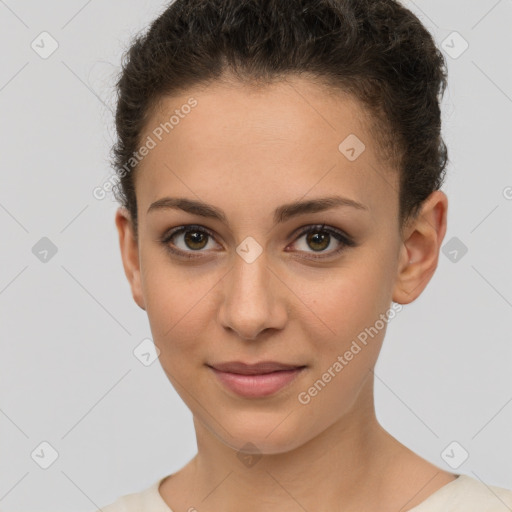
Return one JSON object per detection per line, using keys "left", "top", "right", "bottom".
{"left": 392, "top": 190, "right": 448, "bottom": 304}
{"left": 115, "top": 207, "right": 146, "bottom": 311}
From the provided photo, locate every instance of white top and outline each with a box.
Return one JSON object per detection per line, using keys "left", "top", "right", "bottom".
{"left": 97, "top": 473, "right": 512, "bottom": 511}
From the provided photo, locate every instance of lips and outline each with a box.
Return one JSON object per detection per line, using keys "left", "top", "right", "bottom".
{"left": 207, "top": 361, "right": 307, "bottom": 398}
{"left": 207, "top": 361, "right": 306, "bottom": 375}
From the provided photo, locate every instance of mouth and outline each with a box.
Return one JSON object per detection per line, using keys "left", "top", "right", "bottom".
{"left": 207, "top": 360, "right": 307, "bottom": 375}
{"left": 206, "top": 361, "right": 307, "bottom": 398}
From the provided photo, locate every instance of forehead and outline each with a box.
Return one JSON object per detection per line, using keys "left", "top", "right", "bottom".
{"left": 135, "top": 77, "right": 399, "bottom": 222}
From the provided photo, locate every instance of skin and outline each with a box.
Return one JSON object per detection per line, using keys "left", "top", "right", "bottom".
{"left": 115, "top": 76, "right": 454, "bottom": 511}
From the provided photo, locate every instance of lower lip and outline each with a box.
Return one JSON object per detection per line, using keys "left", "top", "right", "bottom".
{"left": 208, "top": 366, "right": 306, "bottom": 398}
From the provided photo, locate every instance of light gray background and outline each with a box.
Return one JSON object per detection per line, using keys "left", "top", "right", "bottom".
{"left": 0, "top": 0, "right": 511, "bottom": 510}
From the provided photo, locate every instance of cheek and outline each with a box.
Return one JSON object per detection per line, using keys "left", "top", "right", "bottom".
{"left": 300, "top": 243, "right": 397, "bottom": 384}
{"left": 305, "top": 259, "right": 394, "bottom": 343}
{"left": 139, "top": 255, "right": 220, "bottom": 362}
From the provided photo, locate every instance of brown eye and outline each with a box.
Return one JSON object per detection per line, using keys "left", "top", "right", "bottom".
{"left": 161, "top": 224, "right": 221, "bottom": 259}
{"left": 183, "top": 230, "right": 209, "bottom": 250}
{"left": 305, "top": 231, "right": 330, "bottom": 252}
{"left": 288, "top": 224, "right": 356, "bottom": 259}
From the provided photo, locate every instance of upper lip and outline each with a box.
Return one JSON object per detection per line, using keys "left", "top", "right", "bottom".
{"left": 208, "top": 361, "right": 306, "bottom": 375}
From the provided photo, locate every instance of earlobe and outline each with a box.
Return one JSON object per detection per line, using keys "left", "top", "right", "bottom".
{"left": 114, "top": 207, "right": 146, "bottom": 311}
{"left": 392, "top": 190, "right": 448, "bottom": 305}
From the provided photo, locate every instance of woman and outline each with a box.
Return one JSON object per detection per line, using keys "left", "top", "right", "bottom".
{"left": 102, "top": 0, "right": 512, "bottom": 510}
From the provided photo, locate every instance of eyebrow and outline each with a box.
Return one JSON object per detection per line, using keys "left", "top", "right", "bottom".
{"left": 147, "top": 195, "right": 369, "bottom": 225}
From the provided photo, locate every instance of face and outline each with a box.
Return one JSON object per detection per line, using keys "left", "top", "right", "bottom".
{"left": 115, "top": 76, "right": 447, "bottom": 455}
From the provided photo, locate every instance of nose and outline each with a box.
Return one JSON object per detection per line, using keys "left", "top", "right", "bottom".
{"left": 217, "top": 251, "right": 288, "bottom": 341}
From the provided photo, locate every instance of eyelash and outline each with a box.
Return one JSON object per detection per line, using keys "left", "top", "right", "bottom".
{"left": 159, "top": 224, "right": 356, "bottom": 261}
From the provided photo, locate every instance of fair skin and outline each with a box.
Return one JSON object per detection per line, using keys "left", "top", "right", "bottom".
{"left": 115, "top": 76, "right": 454, "bottom": 511}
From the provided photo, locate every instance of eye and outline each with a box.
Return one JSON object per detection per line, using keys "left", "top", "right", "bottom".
{"left": 160, "top": 223, "right": 356, "bottom": 261}
{"left": 287, "top": 224, "right": 356, "bottom": 259}
{"left": 160, "top": 224, "right": 221, "bottom": 259}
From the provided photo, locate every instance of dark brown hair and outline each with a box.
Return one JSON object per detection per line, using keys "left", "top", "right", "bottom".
{"left": 111, "top": 0, "right": 448, "bottom": 238}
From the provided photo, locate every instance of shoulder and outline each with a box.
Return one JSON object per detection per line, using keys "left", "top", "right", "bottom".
{"left": 92, "top": 476, "right": 173, "bottom": 512}
{"left": 412, "top": 474, "right": 512, "bottom": 512}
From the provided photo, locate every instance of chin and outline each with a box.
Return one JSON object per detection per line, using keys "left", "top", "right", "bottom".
{"left": 213, "top": 414, "right": 313, "bottom": 457}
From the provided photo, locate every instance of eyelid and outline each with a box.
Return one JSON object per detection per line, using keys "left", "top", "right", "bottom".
{"left": 290, "top": 223, "right": 353, "bottom": 243}
{"left": 163, "top": 224, "right": 217, "bottom": 241}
